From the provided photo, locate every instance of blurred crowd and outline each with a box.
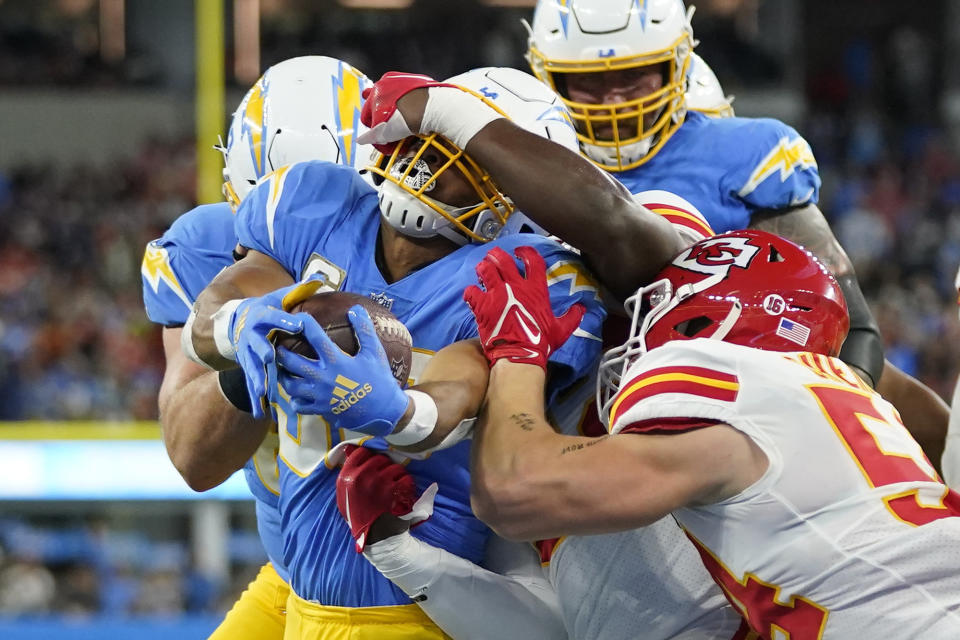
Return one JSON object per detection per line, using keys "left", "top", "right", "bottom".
{"left": 0, "top": 138, "right": 197, "bottom": 420}
{"left": 0, "top": 515, "right": 265, "bottom": 617}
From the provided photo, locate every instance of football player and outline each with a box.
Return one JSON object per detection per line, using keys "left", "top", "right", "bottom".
{"left": 468, "top": 230, "right": 960, "bottom": 638}
{"left": 182, "top": 66, "right": 690, "bottom": 638}
{"left": 685, "top": 52, "right": 734, "bottom": 118}
{"left": 350, "top": 70, "right": 744, "bottom": 639}
{"left": 524, "top": 0, "right": 949, "bottom": 461}
{"left": 319, "top": 196, "right": 740, "bottom": 640}
{"left": 141, "top": 56, "right": 375, "bottom": 639}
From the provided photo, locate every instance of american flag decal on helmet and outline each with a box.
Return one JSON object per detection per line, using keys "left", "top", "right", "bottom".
{"left": 775, "top": 317, "right": 810, "bottom": 347}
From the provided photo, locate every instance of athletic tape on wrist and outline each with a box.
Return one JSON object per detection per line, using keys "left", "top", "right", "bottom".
{"left": 363, "top": 531, "right": 440, "bottom": 599}
{"left": 385, "top": 390, "right": 438, "bottom": 447}
{"left": 180, "top": 307, "right": 210, "bottom": 368}
{"left": 420, "top": 86, "right": 503, "bottom": 149}
{"left": 211, "top": 299, "right": 243, "bottom": 362}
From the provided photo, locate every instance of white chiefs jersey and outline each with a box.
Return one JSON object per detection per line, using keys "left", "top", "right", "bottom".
{"left": 540, "top": 193, "right": 743, "bottom": 640}
{"left": 544, "top": 374, "right": 745, "bottom": 640}
{"left": 610, "top": 338, "right": 960, "bottom": 639}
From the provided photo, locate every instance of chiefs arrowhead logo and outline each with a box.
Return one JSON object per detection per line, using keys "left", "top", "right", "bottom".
{"left": 673, "top": 236, "right": 761, "bottom": 276}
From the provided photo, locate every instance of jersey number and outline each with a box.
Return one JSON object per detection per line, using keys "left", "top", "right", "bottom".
{"left": 690, "top": 534, "right": 829, "bottom": 640}
{"left": 275, "top": 349, "right": 434, "bottom": 478}
{"left": 692, "top": 383, "right": 960, "bottom": 640}
{"left": 809, "top": 384, "right": 960, "bottom": 526}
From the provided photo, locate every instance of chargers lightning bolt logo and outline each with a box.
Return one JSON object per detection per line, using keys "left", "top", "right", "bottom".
{"left": 738, "top": 136, "right": 818, "bottom": 199}
{"left": 555, "top": 0, "right": 571, "bottom": 38}
{"left": 332, "top": 63, "right": 365, "bottom": 167}
{"left": 547, "top": 260, "right": 600, "bottom": 300}
{"left": 634, "top": 0, "right": 648, "bottom": 30}
{"left": 141, "top": 242, "right": 192, "bottom": 311}
{"left": 241, "top": 75, "right": 269, "bottom": 178}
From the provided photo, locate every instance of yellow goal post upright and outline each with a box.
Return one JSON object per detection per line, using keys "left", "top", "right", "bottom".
{"left": 196, "top": 0, "right": 226, "bottom": 206}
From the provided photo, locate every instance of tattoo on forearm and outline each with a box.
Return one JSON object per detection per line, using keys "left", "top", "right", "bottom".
{"left": 509, "top": 413, "right": 537, "bottom": 432}
{"left": 560, "top": 437, "right": 607, "bottom": 456}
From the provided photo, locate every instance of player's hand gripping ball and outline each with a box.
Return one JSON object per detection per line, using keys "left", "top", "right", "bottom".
{"left": 274, "top": 292, "right": 414, "bottom": 436}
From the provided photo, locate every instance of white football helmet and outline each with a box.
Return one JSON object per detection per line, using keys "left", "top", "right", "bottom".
{"left": 686, "top": 52, "right": 734, "bottom": 118}
{"left": 220, "top": 56, "right": 375, "bottom": 210}
{"left": 526, "top": 0, "right": 694, "bottom": 172}
{"left": 368, "top": 67, "right": 578, "bottom": 245}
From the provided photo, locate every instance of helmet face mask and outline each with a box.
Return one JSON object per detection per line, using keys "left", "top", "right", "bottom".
{"left": 527, "top": 0, "right": 694, "bottom": 171}
{"left": 219, "top": 56, "right": 374, "bottom": 211}
{"left": 369, "top": 133, "right": 515, "bottom": 244}
{"left": 369, "top": 67, "right": 579, "bottom": 246}
{"left": 597, "top": 230, "right": 850, "bottom": 425}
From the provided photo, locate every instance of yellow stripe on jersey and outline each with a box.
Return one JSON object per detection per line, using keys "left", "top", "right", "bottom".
{"left": 738, "top": 136, "right": 817, "bottom": 198}
{"left": 142, "top": 242, "right": 193, "bottom": 310}
{"left": 252, "top": 429, "right": 281, "bottom": 496}
{"left": 265, "top": 165, "right": 292, "bottom": 250}
{"left": 609, "top": 371, "right": 739, "bottom": 424}
{"left": 615, "top": 371, "right": 739, "bottom": 397}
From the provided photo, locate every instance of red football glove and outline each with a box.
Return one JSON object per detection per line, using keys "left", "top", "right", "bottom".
{"left": 358, "top": 71, "right": 455, "bottom": 154}
{"left": 463, "top": 246, "right": 586, "bottom": 370}
{"left": 335, "top": 444, "right": 437, "bottom": 552}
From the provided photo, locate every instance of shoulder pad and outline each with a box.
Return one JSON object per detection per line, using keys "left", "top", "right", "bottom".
{"left": 141, "top": 203, "right": 236, "bottom": 326}
{"left": 718, "top": 117, "right": 821, "bottom": 210}
{"left": 610, "top": 340, "right": 741, "bottom": 432}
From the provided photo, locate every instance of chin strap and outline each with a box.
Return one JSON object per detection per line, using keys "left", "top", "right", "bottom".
{"left": 709, "top": 300, "right": 743, "bottom": 342}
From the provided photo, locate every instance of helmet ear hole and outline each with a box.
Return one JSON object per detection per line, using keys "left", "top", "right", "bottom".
{"left": 675, "top": 315, "right": 713, "bottom": 338}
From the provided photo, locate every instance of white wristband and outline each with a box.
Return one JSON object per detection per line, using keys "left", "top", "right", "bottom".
{"left": 385, "top": 390, "right": 439, "bottom": 447}
{"left": 420, "top": 86, "right": 504, "bottom": 149}
{"left": 180, "top": 307, "right": 211, "bottom": 368}
{"left": 211, "top": 299, "right": 244, "bottom": 362}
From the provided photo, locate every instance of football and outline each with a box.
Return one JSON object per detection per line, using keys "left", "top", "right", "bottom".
{"left": 275, "top": 291, "right": 413, "bottom": 385}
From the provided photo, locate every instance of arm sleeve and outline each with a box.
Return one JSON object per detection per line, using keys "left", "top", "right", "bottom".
{"left": 363, "top": 531, "right": 567, "bottom": 640}
{"left": 835, "top": 273, "right": 884, "bottom": 388}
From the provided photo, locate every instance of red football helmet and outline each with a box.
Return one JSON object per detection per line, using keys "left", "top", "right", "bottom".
{"left": 597, "top": 230, "right": 849, "bottom": 422}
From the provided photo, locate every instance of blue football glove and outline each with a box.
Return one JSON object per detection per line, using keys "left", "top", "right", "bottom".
{"left": 228, "top": 277, "right": 325, "bottom": 419}
{"left": 275, "top": 305, "right": 410, "bottom": 437}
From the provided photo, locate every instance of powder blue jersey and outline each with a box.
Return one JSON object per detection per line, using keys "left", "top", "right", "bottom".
{"left": 235, "top": 160, "right": 606, "bottom": 606}
{"left": 140, "top": 202, "right": 290, "bottom": 582}
{"left": 614, "top": 111, "right": 821, "bottom": 233}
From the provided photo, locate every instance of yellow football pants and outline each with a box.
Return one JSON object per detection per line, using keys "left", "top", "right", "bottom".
{"left": 208, "top": 563, "right": 290, "bottom": 640}
{"left": 284, "top": 591, "right": 451, "bottom": 640}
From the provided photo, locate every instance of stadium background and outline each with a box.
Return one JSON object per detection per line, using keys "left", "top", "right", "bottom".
{"left": 0, "top": 0, "right": 958, "bottom": 637}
